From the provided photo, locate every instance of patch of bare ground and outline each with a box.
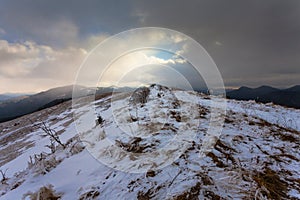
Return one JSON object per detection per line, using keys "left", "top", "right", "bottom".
{"left": 95, "top": 92, "right": 113, "bottom": 101}
{"left": 0, "top": 100, "right": 72, "bottom": 166}
{"left": 248, "top": 117, "right": 300, "bottom": 136}
{"left": 0, "top": 125, "right": 34, "bottom": 158}
{"left": 0, "top": 140, "right": 34, "bottom": 166}
{"left": 0, "top": 100, "right": 72, "bottom": 135}
{"left": 197, "top": 105, "right": 209, "bottom": 119}
{"left": 169, "top": 110, "right": 181, "bottom": 122}
{"left": 110, "top": 92, "right": 131, "bottom": 102}
{"left": 115, "top": 137, "right": 159, "bottom": 153}
{"left": 206, "top": 152, "right": 226, "bottom": 168}
{"left": 0, "top": 126, "right": 34, "bottom": 147}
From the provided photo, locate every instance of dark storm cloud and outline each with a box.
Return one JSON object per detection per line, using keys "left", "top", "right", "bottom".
{"left": 132, "top": 0, "right": 300, "bottom": 87}
{"left": 0, "top": 0, "right": 299, "bottom": 89}
{"left": 0, "top": 0, "right": 139, "bottom": 46}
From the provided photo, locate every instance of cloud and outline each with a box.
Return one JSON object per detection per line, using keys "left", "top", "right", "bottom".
{"left": 0, "top": 34, "right": 109, "bottom": 92}
{"left": 72, "top": 28, "right": 194, "bottom": 88}
{"left": 94, "top": 50, "right": 188, "bottom": 87}
{"left": 0, "top": 28, "right": 190, "bottom": 92}
{"left": 132, "top": 0, "right": 300, "bottom": 87}
{"left": 0, "top": 0, "right": 300, "bottom": 92}
{"left": 30, "top": 19, "right": 80, "bottom": 47}
{"left": 81, "top": 33, "right": 110, "bottom": 50}
{"left": 146, "top": 55, "right": 186, "bottom": 65}
{"left": 0, "top": 39, "right": 87, "bottom": 81}
{"left": 0, "top": 40, "right": 49, "bottom": 77}
{"left": 118, "top": 64, "right": 195, "bottom": 90}
{"left": 0, "top": 1, "right": 139, "bottom": 46}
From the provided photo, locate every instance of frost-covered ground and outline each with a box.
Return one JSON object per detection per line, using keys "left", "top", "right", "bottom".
{"left": 0, "top": 84, "right": 299, "bottom": 199}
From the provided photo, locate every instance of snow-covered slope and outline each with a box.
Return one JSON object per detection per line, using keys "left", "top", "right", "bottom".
{"left": 0, "top": 85, "right": 299, "bottom": 199}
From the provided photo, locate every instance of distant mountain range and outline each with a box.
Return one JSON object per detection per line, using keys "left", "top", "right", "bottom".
{"left": 0, "top": 85, "right": 136, "bottom": 123}
{"left": 0, "top": 93, "right": 31, "bottom": 102}
{"left": 0, "top": 95, "right": 12, "bottom": 102}
{"left": 0, "top": 85, "right": 91, "bottom": 123}
{"left": 226, "top": 85, "right": 300, "bottom": 109}
{"left": 0, "top": 84, "right": 299, "bottom": 123}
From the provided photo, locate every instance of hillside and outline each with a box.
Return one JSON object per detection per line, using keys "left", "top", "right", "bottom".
{"left": 0, "top": 85, "right": 91, "bottom": 123}
{"left": 0, "top": 95, "right": 11, "bottom": 102}
{"left": 0, "top": 85, "right": 299, "bottom": 199}
{"left": 0, "top": 94, "right": 30, "bottom": 102}
{"left": 0, "top": 85, "right": 137, "bottom": 123}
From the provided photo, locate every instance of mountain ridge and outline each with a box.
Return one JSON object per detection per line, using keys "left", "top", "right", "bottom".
{"left": 227, "top": 85, "right": 300, "bottom": 108}
{"left": 0, "top": 84, "right": 299, "bottom": 199}
{"left": 0, "top": 84, "right": 299, "bottom": 123}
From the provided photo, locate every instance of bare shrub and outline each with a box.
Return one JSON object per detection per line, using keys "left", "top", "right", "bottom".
{"left": 33, "top": 121, "right": 66, "bottom": 149}
{"left": 95, "top": 115, "right": 103, "bottom": 125}
{"left": 0, "top": 169, "right": 8, "bottom": 184}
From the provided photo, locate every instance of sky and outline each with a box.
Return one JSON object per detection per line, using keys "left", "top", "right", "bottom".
{"left": 0, "top": 0, "right": 299, "bottom": 93}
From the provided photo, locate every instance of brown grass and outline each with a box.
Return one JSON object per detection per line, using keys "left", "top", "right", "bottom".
{"left": 203, "top": 190, "right": 222, "bottom": 200}
{"left": 206, "top": 152, "right": 226, "bottom": 168}
{"left": 215, "top": 139, "right": 236, "bottom": 152}
{"left": 137, "top": 189, "right": 153, "bottom": 200}
{"left": 278, "top": 133, "right": 298, "bottom": 143}
{"left": 23, "top": 185, "right": 62, "bottom": 200}
{"left": 248, "top": 121, "right": 255, "bottom": 126}
{"left": 200, "top": 174, "right": 213, "bottom": 185}
{"left": 256, "top": 119, "right": 274, "bottom": 127}
{"left": 253, "top": 168, "right": 288, "bottom": 199}
{"left": 173, "top": 182, "right": 201, "bottom": 200}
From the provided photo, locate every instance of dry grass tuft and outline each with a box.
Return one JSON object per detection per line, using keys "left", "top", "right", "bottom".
{"left": 23, "top": 184, "right": 62, "bottom": 200}
{"left": 206, "top": 152, "right": 226, "bottom": 168}
{"left": 253, "top": 168, "right": 288, "bottom": 199}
